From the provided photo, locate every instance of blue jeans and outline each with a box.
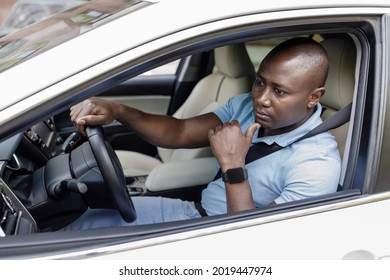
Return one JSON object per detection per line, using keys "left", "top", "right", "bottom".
{"left": 61, "top": 196, "right": 201, "bottom": 230}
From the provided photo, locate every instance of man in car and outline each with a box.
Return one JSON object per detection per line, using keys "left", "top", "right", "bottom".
{"left": 65, "top": 37, "right": 341, "bottom": 229}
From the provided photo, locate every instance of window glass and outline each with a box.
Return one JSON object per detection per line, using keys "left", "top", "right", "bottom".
{"left": 0, "top": 0, "right": 150, "bottom": 73}
{"left": 140, "top": 60, "right": 180, "bottom": 76}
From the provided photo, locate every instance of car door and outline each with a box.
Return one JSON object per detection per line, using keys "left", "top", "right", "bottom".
{"left": 2, "top": 1, "right": 390, "bottom": 263}
{"left": 64, "top": 10, "right": 390, "bottom": 260}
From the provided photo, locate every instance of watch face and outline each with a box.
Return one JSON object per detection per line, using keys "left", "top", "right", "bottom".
{"left": 222, "top": 167, "right": 248, "bottom": 184}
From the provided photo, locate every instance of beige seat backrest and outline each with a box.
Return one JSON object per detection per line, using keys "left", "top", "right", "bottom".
{"left": 320, "top": 35, "right": 357, "bottom": 159}
{"left": 158, "top": 43, "right": 255, "bottom": 163}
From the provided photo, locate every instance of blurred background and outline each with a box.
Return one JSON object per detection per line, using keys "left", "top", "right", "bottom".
{"left": 0, "top": 0, "right": 86, "bottom": 36}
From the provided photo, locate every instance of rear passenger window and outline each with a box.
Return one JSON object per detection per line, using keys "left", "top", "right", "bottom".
{"left": 140, "top": 60, "right": 181, "bottom": 76}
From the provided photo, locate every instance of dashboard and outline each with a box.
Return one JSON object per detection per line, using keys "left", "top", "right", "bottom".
{"left": 0, "top": 118, "right": 67, "bottom": 236}
{"left": 0, "top": 118, "right": 91, "bottom": 234}
{"left": 0, "top": 117, "right": 143, "bottom": 234}
{"left": 0, "top": 178, "right": 37, "bottom": 236}
{"left": 24, "top": 118, "right": 64, "bottom": 160}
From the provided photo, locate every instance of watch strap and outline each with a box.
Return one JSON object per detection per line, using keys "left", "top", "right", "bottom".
{"left": 221, "top": 167, "right": 248, "bottom": 184}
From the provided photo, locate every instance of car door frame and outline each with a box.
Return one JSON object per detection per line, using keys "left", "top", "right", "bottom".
{"left": 1, "top": 7, "right": 390, "bottom": 260}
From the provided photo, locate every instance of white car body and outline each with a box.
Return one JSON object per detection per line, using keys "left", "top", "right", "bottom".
{"left": 0, "top": 0, "right": 389, "bottom": 261}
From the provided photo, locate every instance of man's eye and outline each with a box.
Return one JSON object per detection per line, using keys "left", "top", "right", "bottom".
{"left": 274, "top": 88, "right": 284, "bottom": 95}
{"left": 255, "top": 78, "right": 264, "bottom": 86}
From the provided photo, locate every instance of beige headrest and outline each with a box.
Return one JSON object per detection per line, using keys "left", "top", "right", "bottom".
{"left": 214, "top": 43, "right": 255, "bottom": 79}
{"left": 321, "top": 35, "right": 357, "bottom": 110}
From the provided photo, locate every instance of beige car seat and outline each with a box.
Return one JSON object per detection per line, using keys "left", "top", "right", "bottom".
{"left": 116, "top": 43, "right": 255, "bottom": 190}
{"left": 320, "top": 35, "right": 357, "bottom": 160}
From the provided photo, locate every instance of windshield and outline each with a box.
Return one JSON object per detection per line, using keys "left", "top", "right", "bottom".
{"left": 0, "top": 0, "right": 152, "bottom": 73}
{"left": 0, "top": 0, "right": 88, "bottom": 36}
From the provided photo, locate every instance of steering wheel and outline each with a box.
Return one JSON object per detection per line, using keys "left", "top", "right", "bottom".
{"left": 85, "top": 126, "right": 136, "bottom": 223}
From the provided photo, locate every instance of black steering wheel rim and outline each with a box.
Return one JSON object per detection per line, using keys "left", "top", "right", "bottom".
{"left": 85, "top": 126, "right": 136, "bottom": 223}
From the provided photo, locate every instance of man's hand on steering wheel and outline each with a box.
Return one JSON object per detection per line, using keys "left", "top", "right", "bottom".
{"left": 70, "top": 97, "right": 122, "bottom": 134}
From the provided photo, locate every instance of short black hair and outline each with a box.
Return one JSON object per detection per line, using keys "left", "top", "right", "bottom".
{"left": 262, "top": 37, "right": 329, "bottom": 87}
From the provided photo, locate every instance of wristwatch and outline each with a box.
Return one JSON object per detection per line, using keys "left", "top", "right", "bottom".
{"left": 221, "top": 167, "right": 248, "bottom": 184}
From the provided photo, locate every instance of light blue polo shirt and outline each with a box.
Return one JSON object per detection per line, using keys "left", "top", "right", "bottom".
{"left": 201, "top": 93, "right": 342, "bottom": 216}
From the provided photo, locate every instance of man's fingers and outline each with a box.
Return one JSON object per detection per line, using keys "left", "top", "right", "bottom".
{"left": 76, "top": 117, "right": 86, "bottom": 125}
{"left": 77, "top": 115, "right": 109, "bottom": 126}
{"left": 230, "top": 120, "right": 240, "bottom": 127}
{"left": 245, "top": 123, "right": 261, "bottom": 139}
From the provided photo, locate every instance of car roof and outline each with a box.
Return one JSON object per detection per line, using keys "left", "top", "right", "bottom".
{"left": 0, "top": 0, "right": 389, "bottom": 123}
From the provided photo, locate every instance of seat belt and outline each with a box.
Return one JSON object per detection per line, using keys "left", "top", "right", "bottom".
{"left": 214, "top": 102, "right": 352, "bottom": 180}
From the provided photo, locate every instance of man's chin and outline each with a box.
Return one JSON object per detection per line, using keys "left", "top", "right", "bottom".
{"left": 256, "top": 120, "right": 272, "bottom": 129}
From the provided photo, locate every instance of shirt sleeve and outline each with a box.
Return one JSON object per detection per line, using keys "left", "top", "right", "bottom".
{"left": 213, "top": 97, "right": 234, "bottom": 123}
{"left": 213, "top": 92, "right": 251, "bottom": 123}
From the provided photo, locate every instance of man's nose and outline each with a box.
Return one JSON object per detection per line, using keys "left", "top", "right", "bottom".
{"left": 255, "top": 87, "right": 272, "bottom": 107}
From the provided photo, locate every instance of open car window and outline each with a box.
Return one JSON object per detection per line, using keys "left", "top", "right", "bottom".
{"left": 0, "top": 0, "right": 389, "bottom": 263}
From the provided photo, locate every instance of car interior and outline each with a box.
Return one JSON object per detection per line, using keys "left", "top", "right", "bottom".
{"left": 0, "top": 30, "right": 363, "bottom": 239}
{"left": 116, "top": 43, "right": 255, "bottom": 193}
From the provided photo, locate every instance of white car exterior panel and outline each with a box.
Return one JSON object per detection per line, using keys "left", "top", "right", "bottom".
{"left": 0, "top": 0, "right": 389, "bottom": 260}
{"left": 40, "top": 192, "right": 390, "bottom": 260}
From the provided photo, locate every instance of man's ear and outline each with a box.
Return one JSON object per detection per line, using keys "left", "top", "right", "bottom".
{"left": 308, "top": 87, "right": 325, "bottom": 109}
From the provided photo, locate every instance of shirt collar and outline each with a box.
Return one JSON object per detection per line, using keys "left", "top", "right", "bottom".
{"left": 252, "top": 103, "right": 323, "bottom": 147}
